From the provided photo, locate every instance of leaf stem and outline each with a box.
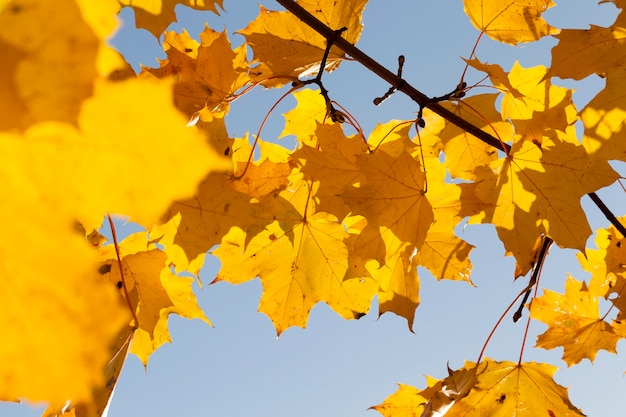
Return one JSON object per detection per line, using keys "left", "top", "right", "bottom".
{"left": 517, "top": 237, "right": 552, "bottom": 365}
{"left": 106, "top": 214, "right": 139, "bottom": 329}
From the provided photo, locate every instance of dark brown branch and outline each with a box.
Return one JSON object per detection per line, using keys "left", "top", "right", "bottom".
{"left": 588, "top": 192, "right": 626, "bottom": 237}
{"left": 275, "top": 0, "right": 625, "bottom": 234}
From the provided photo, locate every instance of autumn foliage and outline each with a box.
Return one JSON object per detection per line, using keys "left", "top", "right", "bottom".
{"left": 1, "top": 0, "right": 625, "bottom": 416}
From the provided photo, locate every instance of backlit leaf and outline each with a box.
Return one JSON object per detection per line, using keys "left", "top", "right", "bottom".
{"left": 118, "top": 0, "right": 224, "bottom": 38}
{"left": 462, "top": 0, "right": 558, "bottom": 45}
{"left": 100, "top": 233, "right": 211, "bottom": 365}
{"left": 142, "top": 26, "right": 249, "bottom": 122}
{"left": 530, "top": 275, "right": 621, "bottom": 365}
{"left": 469, "top": 137, "right": 617, "bottom": 275}
{"left": 239, "top": 0, "right": 367, "bottom": 87}
{"left": 547, "top": 3, "right": 626, "bottom": 80}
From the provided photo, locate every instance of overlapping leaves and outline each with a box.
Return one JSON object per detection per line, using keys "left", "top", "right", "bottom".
{"left": 2, "top": 0, "right": 626, "bottom": 416}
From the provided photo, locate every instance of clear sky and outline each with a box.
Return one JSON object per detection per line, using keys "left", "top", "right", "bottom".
{"left": 4, "top": 1, "right": 626, "bottom": 416}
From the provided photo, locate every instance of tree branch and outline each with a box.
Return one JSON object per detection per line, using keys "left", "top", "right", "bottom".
{"left": 275, "top": 0, "right": 625, "bottom": 235}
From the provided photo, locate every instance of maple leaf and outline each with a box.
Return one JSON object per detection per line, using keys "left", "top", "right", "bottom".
{"left": 212, "top": 167, "right": 376, "bottom": 333}
{"left": 469, "top": 137, "right": 618, "bottom": 276}
{"left": 293, "top": 122, "right": 369, "bottom": 218}
{"left": 500, "top": 63, "right": 578, "bottom": 146}
{"left": 342, "top": 136, "right": 434, "bottom": 263}
{"left": 444, "top": 360, "right": 583, "bottom": 416}
{"left": 465, "top": 58, "right": 524, "bottom": 98}
{"left": 281, "top": 88, "right": 336, "bottom": 146}
{"left": 439, "top": 94, "right": 511, "bottom": 180}
{"left": 577, "top": 217, "right": 626, "bottom": 297}
{"left": 581, "top": 70, "right": 626, "bottom": 164}
{"left": 118, "top": 0, "right": 224, "bottom": 38}
{"left": 239, "top": 0, "right": 367, "bottom": 87}
{"left": 546, "top": 3, "right": 626, "bottom": 80}
{"left": 530, "top": 275, "right": 621, "bottom": 366}
{"left": 142, "top": 26, "right": 249, "bottom": 122}
{"left": 462, "top": 0, "right": 558, "bottom": 45}
{"left": 368, "top": 245, "right": 421, "bottom": 330}
{"left": 156, "top": 137, "right": 293, "bottom": 273}
{"left": 369, "top": 384, "right": 427, "bottom": 417}
{"left": 100, "top": 232, "right": 211, "bottom": 365}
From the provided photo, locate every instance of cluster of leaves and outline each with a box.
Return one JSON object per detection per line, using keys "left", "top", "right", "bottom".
{"left": 0, "top": 0, "right": 625, "bottom": 416}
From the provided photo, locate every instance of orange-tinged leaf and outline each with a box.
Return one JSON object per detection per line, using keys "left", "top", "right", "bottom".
{"left": 101, "top": 234, "right": 211, "bottom": 365}
{"left": 530, "top": 275, "right": 621, "bottom": 365}
{"left": 444, "top": 360, "right": 583, "bottom": 416}
{"left": 239, "top": 0, "right": 366, "bottom": 87}
{"left": 118, "top": 0, "right": 224, "bottom": 38}
{"left": 469, "top": 137, "right": 618, "bottom": 275}
{"left": 462, "top": 0, "right": 558, "bottom": 45}
{"left": 370, "top": 384, "right": 426, "bottom": 417}
{"left": 419, "top": 363, "right": 478, "bottom": 416}
{"left": 581, "top": 71, "right": 626, "bottom": 163}
{"left": 142, "top": 26, "right": 249, "bottom": 122}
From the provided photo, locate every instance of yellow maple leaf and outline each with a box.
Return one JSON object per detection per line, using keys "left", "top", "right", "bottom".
{"left": 462, "top": 0, "right": 558, "bottom": 45}
{"left": 530, "top": 275, "right": 621, "bottom": 365}
{"left": 142, "top": 26, "right": 249, "bottom": 122}
{"left": 414, "top": 134, "right": 476, "bottom": 283}
{"left": 444, "top": 360, "right": 583, "bottom": 416}
{"left": 581, "top": 71, "right": 626, "bottom": 163}
{"left": 100, "top": 232, "right": 211, "bottom": 366}
{"left": 577, "top": 217, "right": 626, "bottom": 297}
{"left": 156, "top": 137, "right": 293, "bottom": 273}
{"left": 439, "top": 94, "right": 512, "bottom": 180}
{"left": 118, "top": 0, "right": 224, "bottom": 38}
{"left": 239, "top": 0, "right": 367, "bottom": 87}
{"left": 293, "top": 122, "right": 369, "bottom": 218}
{"left": 212, "top": 167, "right": 376, "bottom": 333}
{"left": 213, "top": 210, "right": 363, "bottom": 333}
{"left": 501, "top": 62, "right": 577, "bottom": 145}
{"left": 465, "top": 58, "right": 524, "bottom": 98}
{"left": 342, "top": 137, "right": 434, "bottom": 263}
{"left": 469, "top": 137, "right": 618, "bottom": 276}
{"left": 368, "top": 244, "right": 421, "bottom": 330}
{"left": 369, "top": 384, "right": 427, "bottom": 417}
{"left": 547, "top": 4, "right": 626, "bottom": 80}
{"left": 281, "top": 88, "right": 335, "bottom": 145}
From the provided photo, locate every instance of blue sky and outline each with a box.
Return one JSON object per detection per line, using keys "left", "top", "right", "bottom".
{"left": 5, "top": 1, "right": 626, "bottom": 416}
